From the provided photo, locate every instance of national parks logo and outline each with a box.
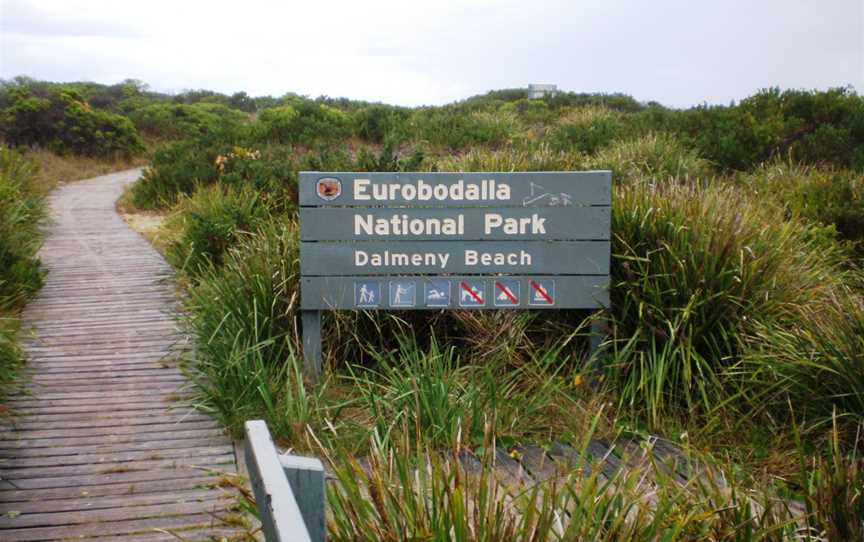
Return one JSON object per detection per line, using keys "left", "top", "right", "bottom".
{"left": 316, "top": 177, "right": 342, "bottom": 201}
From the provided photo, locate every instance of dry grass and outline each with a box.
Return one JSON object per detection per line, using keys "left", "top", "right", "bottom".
{"left": 23, "top": 147, "right": 149, "bottom": 194}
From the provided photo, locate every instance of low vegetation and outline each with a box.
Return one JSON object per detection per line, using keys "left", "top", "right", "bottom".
{"left": 0, "top": 148, "right": 45, "bottom": 403}
{"left": 3, "top": 76, "right": 864, "bottom": 538}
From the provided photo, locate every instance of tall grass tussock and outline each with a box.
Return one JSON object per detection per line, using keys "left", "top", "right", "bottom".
{"left": 0, "top": 148, "right": 46, "bottom": 403}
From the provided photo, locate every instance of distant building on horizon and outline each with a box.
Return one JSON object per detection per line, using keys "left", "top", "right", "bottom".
{"left": 528, "top": 83, "right": 558, "bottom": 99}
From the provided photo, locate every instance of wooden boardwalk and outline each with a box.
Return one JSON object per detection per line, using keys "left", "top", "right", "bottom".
{"left": 0, "top": 171, "right": 244, "bottom": 541}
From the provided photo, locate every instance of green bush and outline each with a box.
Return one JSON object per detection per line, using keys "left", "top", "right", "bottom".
{"left": 256, "top": 100, "right": 351, "bottom": 146}
{"left": 409, "top": 107, "right": 516, "bottom": 149}
{"left": 0, "top": 148, "right": 44, "bottom": 310}
{"left": 585, "top": 133, "right": 713, "bottom": 182}
{"left": 0, "top": 148, "right": 44, "bottom": 405}
{"left": 608, "top": 179, "right": 854, "bottom": 425}
{"left": 165, "top": 184, "right": 272, "bottom": 274}
{"left": 743, "top": 161, "right": 864, "bottom": 253}
{"left": 185, "top": 220, "right": 303, "bottom": 436}
{"left": 432, "top": 144, "right": 581, "bottom": 172}
{"left": 130, "top": 128, "right": 240, "bottom": 209}
{"left": 548, "top": 106, "right": 630, "bottom": 154}
{"left": 0, "top": 85, "right": 143, "bottom": 157}
{"left": 0, "top": 317, "right": 23, "bottom": 405}
{"left": 352, "top": 104, "right": 411, "bottom": 143}
{"left": 129, "top": 102, "right": 247, "bottom": 139}
{"left": 673, "top": 87, "right": 864, "bottom": 171}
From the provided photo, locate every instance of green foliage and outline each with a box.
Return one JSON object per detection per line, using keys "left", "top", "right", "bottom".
{"left": 608, "top": 180, "right": 853, "bottom": 424}
{"left": 323, "top": 418, "right": 831, "bottom": 541}
{"left": 184, "top": 220, "right": 303, "bottom": 437}
{"left": 0, "top": 148, "right": 45, "bottom": 310}
{"left": 585, "top": 132, "right": 713, "bottom": 182}
{"left": 409, "top": 107, "right": 517, "bottom": 149}
{"left": 165, "top": 184, "right": 271, "bottom": 274}
{"left": 548, "top": 106, "right": 630, "bottom": 154}
{"left": 130, "top": 128, "right": 240, "bottom": 209}
{"left": 0, "top": 317, "right": 23, "bottom": 406}
{"left": 352, "top": 104, "right": 411, "bottom": 143}
{"left": 0, "top": 84, "right": 143, "bottom": 157}
{"left": 0, "top": 148, "right": 44, "bottom": 404}
{"left": 256, "top": 100, "right": 351, "bottom": 145}
{"left": 129, "top": 102, "right": 247, "bottom": 139}
{"left": 432, "top": 144, "right": 581, "bottom": 172}
{"left": 743, "top": 160, "right": 864, "bottom": 253}
{"left": 674, "top": 87, "right": 864, "bottom": 171}
{"left": 355, "top": 141, "right": 424, "bottom": 172}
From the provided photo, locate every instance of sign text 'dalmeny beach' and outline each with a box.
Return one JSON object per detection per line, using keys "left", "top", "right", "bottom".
{"left": 299, "top": 171, "right": 611, "bottom": 374}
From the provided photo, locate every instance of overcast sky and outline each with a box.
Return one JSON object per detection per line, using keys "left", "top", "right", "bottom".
{"left": 1, "top": 0, "right": 862, "bottom": 107}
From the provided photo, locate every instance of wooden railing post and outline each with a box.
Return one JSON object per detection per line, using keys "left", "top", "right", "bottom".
{"left": 279, "top": 455, "right": 325, "bottom": 542}
{"left": 244, "top": 420, "right": 321, "bottom": 542}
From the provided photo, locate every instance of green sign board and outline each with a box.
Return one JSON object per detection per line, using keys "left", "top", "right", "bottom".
{"left": 298, "top": 171, "right": 611, "bottom": 376}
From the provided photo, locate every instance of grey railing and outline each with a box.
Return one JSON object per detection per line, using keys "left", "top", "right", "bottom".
{"left": 244, "top": 420, "right": 325, "bottom": 542}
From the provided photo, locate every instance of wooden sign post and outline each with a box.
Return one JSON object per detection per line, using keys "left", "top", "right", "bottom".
{"left": 298, "top": 171, "right": 611, "bottom": 377}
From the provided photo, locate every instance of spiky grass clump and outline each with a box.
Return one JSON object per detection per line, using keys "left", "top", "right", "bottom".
{"left": 548, "top": 105, "right": 630, "bottom": 154}
{"left": 0, "top": 148, "right": 45, "bottom": 310}
{"left": 0, "top": 317, "right": 23, "bottom": 406}
{"left": 432, "top": 144, "right": 582, "bottom": 172}
{"left": 164, "top": 183, "right": 271, "bottom": 275}
{"left": 586, "top": 133, "right": 713, "bottom": 182}
{"left": 609, "top": 179, "right": 857, "bottom": 426}
{"left": 321, "top": 418, "right": 813, "bottom": 541}
{"left": 743, "top": 160, "right": 864, "bottom": 253}
{"left": 347, "top": 333, "right": 579, "bottom": 449}
{"left": 184, "top": 219, "right": 306, "bottom": 438}
{"left": 0, "top": 148, "right": 45, "bottom": 406}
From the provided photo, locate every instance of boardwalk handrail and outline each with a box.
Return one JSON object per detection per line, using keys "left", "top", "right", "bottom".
{"left": 244, "top": 420, "right": 325, "bottom": 542}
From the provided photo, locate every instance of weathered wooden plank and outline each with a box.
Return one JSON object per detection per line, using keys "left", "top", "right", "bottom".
{"left": 1, "top": 464, "right": 232, "bottom": 491}
{"left": 1, "top": 488, "right": 228, "bottom": 515}
{"left": 0, "top": 419, "right": 218, "bottom": 441}
{"left": 0, "top": 436, "right": 231, "bottom": 461}
{"left": 0, "top": 424, "right": 226, "bottom": 451}
{"left": 1, "top": 412, "right": 214, "bottom": 431}
{"left": 1, "top": 453, "right": 234, "bottom": 480}
{"left": 2, "top": 399, "right": 187, "bottom": 416}
{"left": 0, "top": 445, "right": 233, "bottom": 470}
{"left": 0, "top": 512, "right": 233, "bottom": 541}
{"left": 515, "top": 445, "right": 560, "bottom": 483}
{"left": 77, "top": 527, "right": 247, "bottom": 542}
{"left": 0, "top": 496, "right": 233, "bottom": 528}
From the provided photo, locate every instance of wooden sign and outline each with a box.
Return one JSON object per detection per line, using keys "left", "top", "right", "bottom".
{"left": 298, "top": 171, "right": 611, "bottom": 376}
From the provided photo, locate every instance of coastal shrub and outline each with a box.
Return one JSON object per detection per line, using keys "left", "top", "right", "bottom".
{"left": 744, "top": 160, "right": 864, "bottom": 253}
{"left": 165, "top": 184, "right": 271, "bottom": 274}
{"left": 352, "top": 104, "right": 411, "bottom": 143}
{"left": 0, "top": 85, "right": 143, "bottom": 157}
{"left": 549, "top": 106, "right": 629, "bottom": 154}
{"left": 130, "top": 128, "right": 242, "bottom": 209}
{"left": 409, "top": 107, "right": 516, "bottom": 149}
{"left": 129, "top": 102, "right": 247, "bottom": 139}
{"left": 0, "top": 148, "right": 44, "bottom": 309}
{"left": 585, "top": 133, "right": 712, "bottom": 182}
{"left": 432, "top": 144, "right": 582, "bottom": 172}
{"left": 608, "top": 180, "right": 852, "bottom": 424}
{"left": 185, "top": 220, "right": 303, "bottom": 436}
{"left": 673, "top": 87, "right": 864, "bottom": 171}
{"left": 256, "top": 100, "right": 350, "bottom": 146}
{"left": 0, "top": 149, "right": 44, "bottom": 405}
